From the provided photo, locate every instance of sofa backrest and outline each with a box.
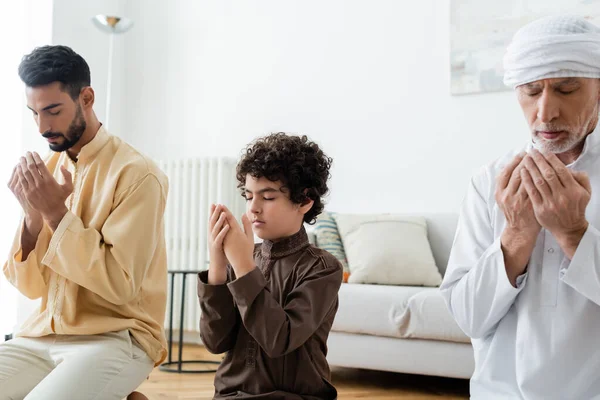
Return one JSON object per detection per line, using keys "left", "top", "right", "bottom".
{"left": 421, "top": 213, "right": 459, "bottom": 276}
{"left": 308, "top": 212, "right": 460, "bottom": 277}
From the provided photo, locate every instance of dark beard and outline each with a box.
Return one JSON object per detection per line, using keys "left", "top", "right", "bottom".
{"left": 42, "top": 105, "right": 86, "bottom": 152}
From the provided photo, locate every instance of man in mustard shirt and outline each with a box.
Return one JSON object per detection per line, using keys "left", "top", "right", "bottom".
{"left": 0, "top": 45, "right": 168, "bottom": 399}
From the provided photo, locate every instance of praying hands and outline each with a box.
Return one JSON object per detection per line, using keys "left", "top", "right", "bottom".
{"left": 207, "top": 204, "right": 256, "bottom": 284}
{"left": 221, "top": 207, "right": 256, "bottom": 279}
{"left": 497, "top": 152, "right": 542, "bottom": 285}
{"left": 520, "top": 149, "right": 591, "bottom": 259}
{"left": 8, "top": 151, "right": 73, "bottom": 231}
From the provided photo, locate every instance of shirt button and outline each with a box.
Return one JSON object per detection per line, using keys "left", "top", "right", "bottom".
{"left": 548, "top": 248, "right": 555, "bottom": 253}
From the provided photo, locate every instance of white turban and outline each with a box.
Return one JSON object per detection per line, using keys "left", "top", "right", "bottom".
{"left": 503, "top": 16, "right": 600, "bottom": 88}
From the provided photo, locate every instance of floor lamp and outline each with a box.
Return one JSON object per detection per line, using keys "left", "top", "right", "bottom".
{"left": 92, "top": 15, "right": 134, "bottom": 128}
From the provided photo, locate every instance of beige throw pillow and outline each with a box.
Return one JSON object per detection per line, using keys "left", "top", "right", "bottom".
{"left": 333, "top": 214, "right": 442, "bottom": 286}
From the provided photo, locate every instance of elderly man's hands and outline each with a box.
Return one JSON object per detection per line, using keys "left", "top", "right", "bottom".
{"left": 520, "top": 149, "right": 591, "bottom": 259}
{"left": 497, "top": 152, "right": 542, "bottom": 286}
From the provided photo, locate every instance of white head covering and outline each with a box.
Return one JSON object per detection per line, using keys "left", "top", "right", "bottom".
{"left": 503, "top": 15, "right": 600, "bottom": 88}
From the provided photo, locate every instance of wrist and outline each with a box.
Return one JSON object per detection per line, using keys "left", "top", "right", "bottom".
{"left": 501, "top": 226, "right": 538, "bottom": 250}
{"left": 24, "top": 214, "right": 43, "bottom": 234}
{"left": 21, "top": 215, "right": 42, "bottom": 257}
{"left": 501, "top": 228, "right": 537, "bottom": 287}
{"left": 554, "top": 222, "right": 588, "bottom": 259}
{"left": 208, "top": 264, "right": 228, "bottom": 285}
{"left": 231, "top": 257, "right": 255, "bottom": 279}
{"left": 43, "top": 207, "right": 68, "bottom": 231}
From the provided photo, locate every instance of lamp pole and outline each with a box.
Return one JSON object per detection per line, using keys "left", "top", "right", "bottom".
{"left": 91, "top": 15, "right": 133, "bottom": 128}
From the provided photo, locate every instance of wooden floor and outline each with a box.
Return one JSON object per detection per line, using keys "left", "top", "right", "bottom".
{"left": 137, "top": 346, "right": 469, "bottom": 399}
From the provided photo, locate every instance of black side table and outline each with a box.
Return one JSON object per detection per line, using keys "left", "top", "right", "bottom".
{"left": 159, "top": 270, "right": 221, "bottom": 373}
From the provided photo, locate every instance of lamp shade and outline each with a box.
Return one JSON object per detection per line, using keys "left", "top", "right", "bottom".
{"left": 92, "top": 15, "right": 133, "bottom": 34}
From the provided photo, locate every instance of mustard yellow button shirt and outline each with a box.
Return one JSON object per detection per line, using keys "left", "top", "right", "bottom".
{"left": 3, "top": 126, "right": 169, "bottom": 365}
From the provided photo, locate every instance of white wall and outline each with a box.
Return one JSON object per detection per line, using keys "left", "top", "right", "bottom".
{"left": 50, "top": 0, "right": 128, "bottom": 138}
{"left": 5, "top": 0, "right": 54, "bottom": 334}
{"left": 21, "top": 0, "right": 56, "bottom": 156}
{"left": 123, "top": 1, "right": 529, "bottom": 214}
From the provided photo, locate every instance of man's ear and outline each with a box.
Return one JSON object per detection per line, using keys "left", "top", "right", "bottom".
{"left": 80, "top": 87, "right": 95, "bottom": 110}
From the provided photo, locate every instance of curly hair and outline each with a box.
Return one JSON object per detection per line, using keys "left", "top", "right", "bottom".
{"left": 18, "top": 45, "right": 91, "bottom": 100}
{"left": 236, "top": 133, "right": 333, "bottom": 225}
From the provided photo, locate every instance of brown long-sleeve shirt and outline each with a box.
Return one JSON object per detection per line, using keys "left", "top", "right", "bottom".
{"left": 197, "top": 227, "right": 343, "bottom": 399}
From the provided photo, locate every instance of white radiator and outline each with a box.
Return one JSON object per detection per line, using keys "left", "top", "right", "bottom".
{"left": 157, "top": 157, "right": 245, "bottom": 333}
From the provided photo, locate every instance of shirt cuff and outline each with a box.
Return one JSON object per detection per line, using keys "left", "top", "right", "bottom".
{"left": 561, "top": 224, "right": 599, "bottom": 283}
{"left": 13, "top": 220, "right": 27, "bottom": 263}
{"left": 13, "top": 221, "right": 51, "bottom": 265}
{"left": 492, "top": 237, "right": 528, "bottom": 293}
{"left": 227, "top": 267, "right": 266, "bottom": 308}
{"left": 515, "top": 272, "right": 528, "bottom": 288}
{"left": 41, "top": 211, "right": 77, "bottom": 266}
{"left": 197, "top": 270, "right": 232, "bottom": 298}
{"left": 13, "top": 249, "right": 24, "bottom": 264}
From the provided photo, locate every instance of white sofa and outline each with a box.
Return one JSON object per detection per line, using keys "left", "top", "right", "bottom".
{"left": 319, "top": 213, "right": 475, "bottom": 379}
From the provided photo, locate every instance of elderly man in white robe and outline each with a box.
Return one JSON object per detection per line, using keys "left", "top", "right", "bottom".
{"left": 441, "top": 15, "right": 600, "bottom": 399}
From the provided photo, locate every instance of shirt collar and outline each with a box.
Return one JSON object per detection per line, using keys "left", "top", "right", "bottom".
{"left": 572, "top": 125, "right": 600, "bottom": 167}
{"left": 77, "top": 125, "right": 110, "bottom": 163}
{"left": 260, "top": 226, "right": 310, "bottom": 259}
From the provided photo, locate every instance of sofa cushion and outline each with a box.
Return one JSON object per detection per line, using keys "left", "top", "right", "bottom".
{"left": 392, "top": 289, "right": 470, "bottom": 343}
{"left": 333, "top": 214, "right": 442, "bottom": 286}
{"left": 313, "top": 212, "right": 349, "bottom": 282}
{"left": 332, "top": 283, "right": 425, "bottom": 338}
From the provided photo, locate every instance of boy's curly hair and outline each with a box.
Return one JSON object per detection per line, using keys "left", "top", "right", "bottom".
{"left": 236, "top": 133, "right": 333, "bottom": 225}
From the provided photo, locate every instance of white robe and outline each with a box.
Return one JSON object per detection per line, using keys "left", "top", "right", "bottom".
{"left": 441, "top": 128, "right": 600, "bottom": 399}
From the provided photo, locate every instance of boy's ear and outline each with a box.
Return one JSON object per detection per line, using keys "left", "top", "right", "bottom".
{"left": 298, "top": 189, "right": 314, "bottom": 216}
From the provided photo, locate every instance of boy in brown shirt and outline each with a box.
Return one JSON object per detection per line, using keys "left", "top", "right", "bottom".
{"left": 197, "top": 133, "right": 343, "bottom": 399}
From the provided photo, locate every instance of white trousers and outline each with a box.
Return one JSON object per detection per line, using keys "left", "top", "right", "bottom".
{"left": 0, "top": 330, "right": 154, "bottom": 400}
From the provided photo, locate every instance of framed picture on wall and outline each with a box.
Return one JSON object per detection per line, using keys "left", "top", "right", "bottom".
{"left": 450, "top": 0, "right": 600, "bottom": 95}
